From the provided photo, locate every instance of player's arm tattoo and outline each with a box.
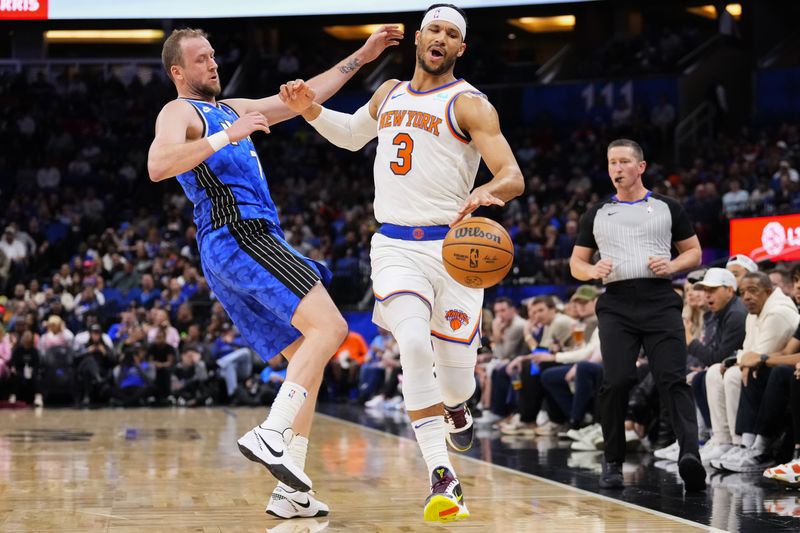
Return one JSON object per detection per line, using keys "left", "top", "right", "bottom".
{"left": 338, "top": 58, "right": 362, "bottom": 74}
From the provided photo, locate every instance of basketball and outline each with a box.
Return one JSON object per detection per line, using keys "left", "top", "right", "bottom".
{"left": 442, "top": 217, "right": 514, "bottom": 288}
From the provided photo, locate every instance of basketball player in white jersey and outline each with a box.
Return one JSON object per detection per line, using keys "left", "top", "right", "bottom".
{"left": 280, "top": 4, "right": 523, "bottom": 522}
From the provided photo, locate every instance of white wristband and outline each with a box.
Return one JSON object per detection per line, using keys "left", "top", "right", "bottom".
{"left": 207, "top": 130, "right": 230, "bottom": 152}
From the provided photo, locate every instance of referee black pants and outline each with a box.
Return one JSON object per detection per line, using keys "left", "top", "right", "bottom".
{"left": 596, "top": 279, "right": 699, "bottom": 463}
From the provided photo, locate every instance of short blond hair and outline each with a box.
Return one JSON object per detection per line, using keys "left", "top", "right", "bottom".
{"left": 161, "top": 28, "right": 208, "bottom": 81}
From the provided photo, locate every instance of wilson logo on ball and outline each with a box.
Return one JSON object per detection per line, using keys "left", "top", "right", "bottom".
{"left": 442, "top": 217, "right": 514, "bottom": 289}
{"left": 454, "top": 227, "right": 502, "bottom": 244}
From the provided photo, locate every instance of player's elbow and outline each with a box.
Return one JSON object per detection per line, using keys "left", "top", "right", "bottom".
{"left": 147, "top": 160, "right": 168, "bottom": 182}
{"left": 509, "top": 171, "right": 525, "bottom": 197}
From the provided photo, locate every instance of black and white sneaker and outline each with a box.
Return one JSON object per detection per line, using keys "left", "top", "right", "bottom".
{"left": 444, "top": 403, "right": 474, "bottom": 452}
{"left": 266, "top": 485, "right": 330, "bottom": 519}
{"left": 237, "top": 426, "right": 312, "bottom": 492}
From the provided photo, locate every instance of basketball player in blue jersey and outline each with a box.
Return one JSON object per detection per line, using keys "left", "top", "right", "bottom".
{"left": 280, "top": 4, "right": 524, "bottom": 522}
{"left": 148, "top": 26, "right": 403, "bottom": 519}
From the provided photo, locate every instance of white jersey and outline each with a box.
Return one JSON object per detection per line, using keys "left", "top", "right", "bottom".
{"left": 373, "top": 79, "right": 483, "bottom": 226}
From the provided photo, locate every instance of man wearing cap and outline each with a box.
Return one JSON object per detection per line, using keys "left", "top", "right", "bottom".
{"left": 685, "top": 268, "right": 747, "bottom": 464}
{"left": 706, "top": 271, "right": 799, "bottom": 471}
{"left": 282, "top": 2, "right": 524, "bottom": 521}
{"left": 726, "top": 254, "right": 758, "bottom": 287}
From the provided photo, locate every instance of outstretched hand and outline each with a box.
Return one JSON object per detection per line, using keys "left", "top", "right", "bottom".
{"left": 359, "top": 25, "right": 404, "bottom": 64}
{"left": 450, "top": 186, "right": 505, "bottom": 226}
{"left": 278, "top": 79, "right": 316, "bottom": 114}
{"left": 224, "top": 111, "right": 270, "bottom": 143}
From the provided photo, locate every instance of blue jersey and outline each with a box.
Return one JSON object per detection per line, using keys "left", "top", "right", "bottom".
{"left": 176, "top": 98, "right": 280, "bottom": 239}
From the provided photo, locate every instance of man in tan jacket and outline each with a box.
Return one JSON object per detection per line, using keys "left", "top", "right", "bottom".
{"left": 707, "top": 271, "right": 799, "bottom": 470}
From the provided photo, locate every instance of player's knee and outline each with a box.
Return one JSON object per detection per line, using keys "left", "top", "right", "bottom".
{"left": 401, "top": 366, "right": 441, "bottom": 410}
{"left": 723, "top": 366, "right": 741, "bottom": 386}
{"left": 706, "top": 364, "right": 722, "bottom": 385}
{"left": 329, "top": 314, "right": 348, "bottom": 346}
{"left": 438, "top": 370, "right": 476, "bottom": 407}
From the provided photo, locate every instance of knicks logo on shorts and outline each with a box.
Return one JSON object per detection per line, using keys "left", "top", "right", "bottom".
{"left": 445, "top": 309, "right": 470, "bottom": 331}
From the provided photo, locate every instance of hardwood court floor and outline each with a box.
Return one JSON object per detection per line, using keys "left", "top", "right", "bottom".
{"left": 0, "top": 408, "right": 713, "bottom": 532}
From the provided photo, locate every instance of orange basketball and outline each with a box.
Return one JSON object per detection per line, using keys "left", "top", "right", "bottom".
{"left": 442, "top": 217, "right": 514, "bottom": 288}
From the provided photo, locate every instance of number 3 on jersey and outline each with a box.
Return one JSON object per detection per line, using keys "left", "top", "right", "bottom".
{"left": 390, "top": 133, "right": 414, "bottom": 175}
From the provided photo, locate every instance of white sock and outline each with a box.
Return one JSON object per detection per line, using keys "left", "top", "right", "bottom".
{"left": 753, "top": 435, "right": 771, "bottom": 454}
{"left": 261, "top": 381, "right": 308, "bottom": 433}
{"left": 741, "top": 432, "right": 756, "bottom": 448}
{"left": 412, "top": 415, "right": 454, "bottom": 477}
{"left": 278, "top": 435, "right": 310, "bottom": 493}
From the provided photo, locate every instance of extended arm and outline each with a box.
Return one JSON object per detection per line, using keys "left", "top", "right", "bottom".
{"left": 223, "top": 25, "right": 403, "bottom": 126}
{"left": 282, "top": 78, "right": 399, "bottom": 151}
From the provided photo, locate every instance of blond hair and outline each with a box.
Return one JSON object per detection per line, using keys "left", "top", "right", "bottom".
{"left": 161, "top": 28, "right": 208, "bottom": 81}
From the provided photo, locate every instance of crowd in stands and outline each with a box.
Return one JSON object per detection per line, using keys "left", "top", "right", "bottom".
{"left": 578, "top": 26, "right": 708, "bottom": 78}
{"left": 0, "top": 54, "right": 799, "bottom": 421}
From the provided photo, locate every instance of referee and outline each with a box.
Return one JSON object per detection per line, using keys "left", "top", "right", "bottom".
{"left": 570, "top": 139, "right": 706, "bottom": 492}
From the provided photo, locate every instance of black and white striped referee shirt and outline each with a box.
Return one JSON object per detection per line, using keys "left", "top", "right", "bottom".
{"left": 575, "top": 192, "right": 696, "bottom": 284}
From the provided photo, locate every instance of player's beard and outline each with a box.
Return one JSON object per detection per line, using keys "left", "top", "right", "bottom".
{"left": 416, "top": 47, "right": 457, "bottom": 76}
{"left": 188, "top": 78, "right": 221, "bottom": 99}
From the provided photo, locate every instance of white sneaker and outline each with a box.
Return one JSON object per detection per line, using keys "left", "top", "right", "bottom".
{"left": 566, "top": 423, "right": 601, "bottom": 442}
{"left": 699, "top": 440, "right": 732, "bottom": 465}
{"left": 653, "top": 441, "right": 679, "bottom": 461}
{"left": 498, "top": 413, "right": 521, "bottom": 430}
{"left": 8, "top": 394, "right": 16, "bottom": 404}
{"left": 534, "top": 420, "right": 567, "bottom": 436}
{"left": 500, "top": 421, "right": 536, "bottom": 436}
{"left": 570, "top": 425, "right": 604, "bottom": 451}
{"left": 364, "top": 394, "right": 385, "bottom": 408}
{"left": 475, "top": 410, "right": 502, "bottom": 425}
{"left": 710, "top": 445, "right": 746, "bottom": 470}
{"left": 384, "top": 396, "right": 404, "bottom": 410}
{"left": 266, "top": 485, "right": 330, "bottom": 519}
{"left": 34, "top": 393, "right": 43, "bottom": 408}
{"left": 722, "top": 448, "right": 774, "bottom": 473}
{"left": 237, "top": 426, "right": 312, "bottom": 492}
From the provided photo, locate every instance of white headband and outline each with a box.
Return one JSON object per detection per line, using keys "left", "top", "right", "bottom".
{"left": 420, "top": 6, "right": 466, "bottom": 40}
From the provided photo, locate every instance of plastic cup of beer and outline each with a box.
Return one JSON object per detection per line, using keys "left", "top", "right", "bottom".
{"left": 572, "top": 323, "right": 586, "bottom": 346}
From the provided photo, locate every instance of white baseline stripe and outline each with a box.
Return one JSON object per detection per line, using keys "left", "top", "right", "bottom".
{"left": 316, "top": 412, "right": 726, "bottom": 533}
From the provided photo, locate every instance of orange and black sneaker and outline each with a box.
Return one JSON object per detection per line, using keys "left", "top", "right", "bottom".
{"left": 423, "top": 466, "right": 469, "bottom": 523}
{"left": 444, "top": 403, "right": 474, "bottom": 452}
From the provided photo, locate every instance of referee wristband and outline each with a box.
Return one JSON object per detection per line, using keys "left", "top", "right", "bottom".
{"left": 207, "top": 131, "right": 230, "bottom": 152}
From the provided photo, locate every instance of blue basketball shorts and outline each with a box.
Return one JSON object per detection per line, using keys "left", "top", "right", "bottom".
{"left": 199, "top": 218, "right": 332, "bottom": 361}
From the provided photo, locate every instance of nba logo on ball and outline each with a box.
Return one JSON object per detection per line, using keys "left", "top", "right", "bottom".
{"left": 442, "top": 217, "right": 514, "bottom": 288}
{"left": 469, "top": 249, "right": 479, "bottom": 268}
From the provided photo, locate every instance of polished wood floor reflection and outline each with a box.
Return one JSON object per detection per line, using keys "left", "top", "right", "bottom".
{"left": 0, "top": 408, "right": 712, "bottom": 532}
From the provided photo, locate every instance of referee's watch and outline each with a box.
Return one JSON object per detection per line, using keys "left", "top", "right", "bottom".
{"left": 759, "top": 353, "right": 769, "bottom": 365}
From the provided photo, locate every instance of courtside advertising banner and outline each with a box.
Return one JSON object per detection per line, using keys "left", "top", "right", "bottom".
{"left": 730, "top": 214, "right": 800, "bottom": 262}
